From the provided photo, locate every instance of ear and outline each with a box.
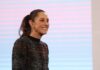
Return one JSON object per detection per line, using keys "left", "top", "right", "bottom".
{"left": 29, "top": 20, "right": 33, "bottom": 27}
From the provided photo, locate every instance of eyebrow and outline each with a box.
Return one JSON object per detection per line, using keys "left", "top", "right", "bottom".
{"left": 40, "top": 18, "right": 49, "bottom": 20}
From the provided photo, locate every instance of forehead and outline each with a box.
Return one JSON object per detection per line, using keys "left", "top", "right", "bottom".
{"left": 37, "top": 12, "right": 48, "bottom": 19}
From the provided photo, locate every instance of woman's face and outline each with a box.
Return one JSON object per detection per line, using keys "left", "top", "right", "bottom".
{"left": 30, "top": 12, "right": 49, "bottom": 36}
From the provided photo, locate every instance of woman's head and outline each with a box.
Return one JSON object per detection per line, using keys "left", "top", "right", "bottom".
{"left": 19, "top": 9, "right": 49, "bottom": 37}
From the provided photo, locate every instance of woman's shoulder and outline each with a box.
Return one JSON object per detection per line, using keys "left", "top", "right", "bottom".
{"left": 40, "top": 41, "right": 48, "bottom": 47}
{"left": 12, "top": 36, "right": 32, "bottom": 54}
{"left": 14, "top": 36, "right": 31, "bottom": 45}
{"left": 40, "top": 41, "right": 49, "bottom": 53}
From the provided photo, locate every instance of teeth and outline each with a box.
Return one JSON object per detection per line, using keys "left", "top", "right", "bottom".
{"left": 42, "top": 26, "right": 48, "bottom": 30}
{"left": 42, "top": 27, "right": 47, "bottom": 28}
{"left": 42, "top": 28, "right": 47, "bottom": 29}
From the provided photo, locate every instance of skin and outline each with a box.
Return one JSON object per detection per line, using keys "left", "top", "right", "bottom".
{"left": 29, "top": 12, "right": 49, "bottom": 39}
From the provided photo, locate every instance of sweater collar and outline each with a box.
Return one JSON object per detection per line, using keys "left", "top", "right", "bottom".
{"left": 27, "top": 35, "right": 40, "bottom": 43}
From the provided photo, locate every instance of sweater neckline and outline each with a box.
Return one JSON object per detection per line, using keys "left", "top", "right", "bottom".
{"left": 27, "top": 35, "right": 40, "bottom": 43}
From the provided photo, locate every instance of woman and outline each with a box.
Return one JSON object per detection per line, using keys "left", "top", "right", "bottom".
{"left": 12, "top": 9, "right": 49, "bottom": 70}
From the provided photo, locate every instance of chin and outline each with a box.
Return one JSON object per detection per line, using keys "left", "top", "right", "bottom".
{"left": 42, "top": 32, "right": 47, "bottom": 35}
{"left": 41, "top": 31, "right": 47, "bottom": 35}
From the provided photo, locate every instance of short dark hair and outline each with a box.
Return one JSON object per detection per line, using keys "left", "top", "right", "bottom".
{"left": 19, "top": 9, "right": 45, "bottom": 36}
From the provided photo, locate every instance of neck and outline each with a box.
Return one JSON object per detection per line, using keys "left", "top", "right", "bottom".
{"left": 30, "top": 31, "right": 42, "bottom": 39}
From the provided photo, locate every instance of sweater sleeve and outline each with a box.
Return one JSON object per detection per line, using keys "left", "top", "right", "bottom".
{"left": 41, "top": 42, "right": 49, "bottom": 70}
{"left": 12, "top": 39, "right": 28, "bottom": 70}
{"left": 45, "top": 43, "right": 49, "bottom": 70}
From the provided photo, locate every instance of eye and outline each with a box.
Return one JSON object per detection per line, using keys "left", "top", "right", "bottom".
{"left": 40, "top": 19, "right": 44, "bottom": 22}
{"left": 39, "top": 18, "right": 49, "bottom": 22}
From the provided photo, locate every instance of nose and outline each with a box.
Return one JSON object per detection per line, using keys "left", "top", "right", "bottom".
{"left": 44, "top": 22, "right": 49, "bottom": 28}
{"left": 44, "top": 20, "right": 49, "bottom": 26}
{"left": 46, "top": 22, "right": 49, "bottom": 25}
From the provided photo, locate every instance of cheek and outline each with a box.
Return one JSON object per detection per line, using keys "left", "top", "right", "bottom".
{"left": 33, "top": 22, "right": 40, "bottom": 28}
{"left": 35, "top": 24, "right": 42, "bottom": 31}
{"left": 36, "top": 24, "right": 41, "bottom": 28}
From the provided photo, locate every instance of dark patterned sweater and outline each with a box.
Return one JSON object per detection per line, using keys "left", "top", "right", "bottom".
{"left": 12, "top": 35, "right": 49, "bottom": 70}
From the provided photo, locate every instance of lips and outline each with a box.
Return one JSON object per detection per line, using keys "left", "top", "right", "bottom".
{"left": 41, "top": 26, "right": 48, "bottom": 30}
{"left": 42, "top": 28, "right": 47, "bottom": 29}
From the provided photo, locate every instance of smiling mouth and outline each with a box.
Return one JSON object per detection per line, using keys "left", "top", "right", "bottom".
{"left": 42, "top": 26, "right": 48, "bottom": 29}
{"left": 42, "top": 27, "right": 48, "bottom": 29}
